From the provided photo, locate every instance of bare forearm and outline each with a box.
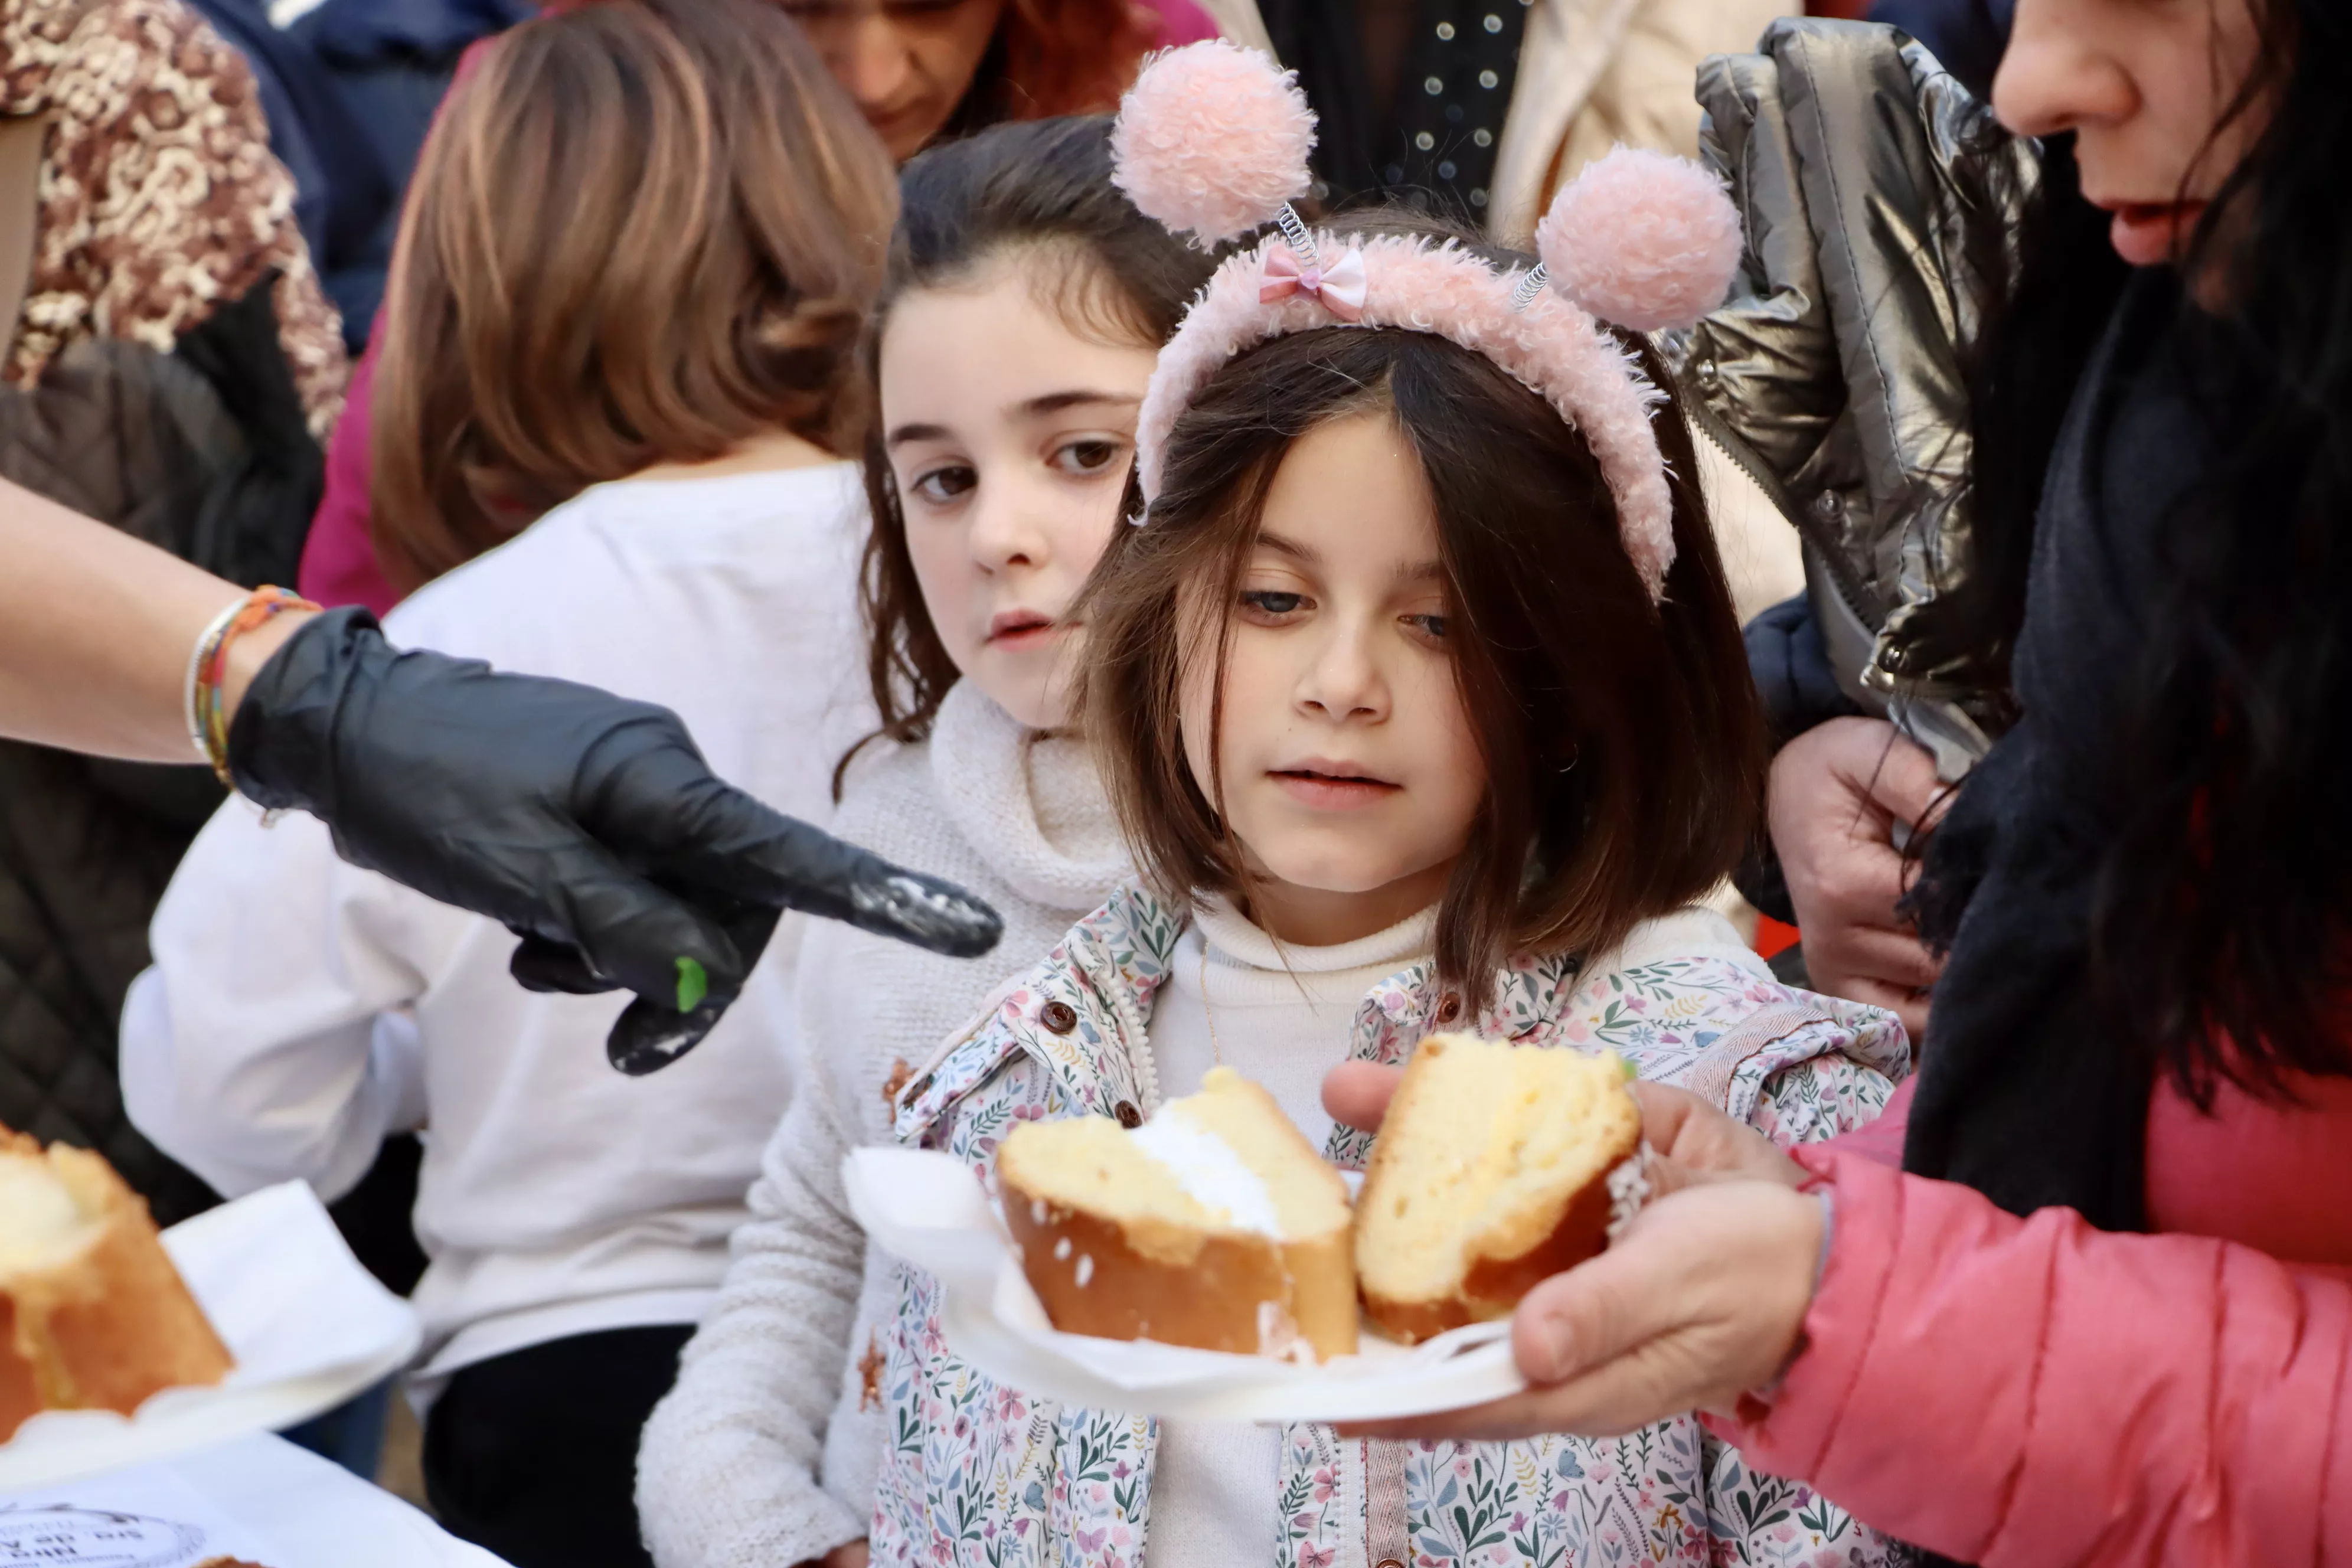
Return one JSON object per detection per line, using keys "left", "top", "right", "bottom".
{"left": 0, "top": 478, "right": 312, "bottom": 762}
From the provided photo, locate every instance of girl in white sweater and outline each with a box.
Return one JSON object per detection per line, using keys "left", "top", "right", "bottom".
{"left": 633, "top": 117, "right": 1217, "bottom": 1568}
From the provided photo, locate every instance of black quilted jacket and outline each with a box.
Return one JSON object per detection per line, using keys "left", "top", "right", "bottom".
{"left": 0, "top": 279, "right": 321, "bottom": 1226}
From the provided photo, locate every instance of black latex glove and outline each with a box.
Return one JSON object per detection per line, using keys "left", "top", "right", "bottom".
{"left": 228, "top": 608, "right": 1002, "bottom": 1073}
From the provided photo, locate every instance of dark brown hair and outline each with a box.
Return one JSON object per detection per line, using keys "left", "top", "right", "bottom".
{"left": 1077, "top": 314, "right": 1765, "bottom": 1006}
{"left": 371, "top": 0, "right": 896, "bottom": 593}
{"left": 844, "top": 115, "right": 1217, "bottom": 789}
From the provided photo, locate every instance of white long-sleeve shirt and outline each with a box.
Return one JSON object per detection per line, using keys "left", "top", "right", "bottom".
{"left": 1142, "top": 901, "right": 1436, "bottom": 1568}
{"left": 121, "top": 462, "right": 872, "bottom": 1393}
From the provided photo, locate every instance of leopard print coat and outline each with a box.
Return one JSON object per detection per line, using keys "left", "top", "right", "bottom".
{"left": 0, "top": 0, "right": 345, "bottom": 436}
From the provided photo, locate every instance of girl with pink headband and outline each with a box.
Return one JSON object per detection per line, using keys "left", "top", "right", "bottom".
{"left": 855, "top": 42, "right": 1911, "bottom": 1568}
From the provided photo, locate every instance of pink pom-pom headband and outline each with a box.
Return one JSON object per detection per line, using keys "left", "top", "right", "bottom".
{"left": 1112, "top": 41, "right": 1745, "bottom": 602}
{"left": 1137, "top": 229, "right": 1681, "bottom": 597}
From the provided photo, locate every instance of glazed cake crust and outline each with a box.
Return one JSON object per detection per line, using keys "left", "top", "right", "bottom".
{"left": 1002, "top": 1190, "right": 1304, "bottom": 1357}
{"left": 995, "top": 1070, "right": 1359, "bottom": 1361}
{"left": 0, "top": 1131, "right": 233, "bottom": 1439}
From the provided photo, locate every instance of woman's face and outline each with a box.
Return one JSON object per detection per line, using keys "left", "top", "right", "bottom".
{"left": 1177, "top": 410, "right": 1489, "bottom": 948}
{"left": 880, "top": 257, "right": 1157, "bottom": 730}
{"left": 1993, "top": 0, "right": 2269, "bottom": 268}
{"left": 783, "top": 0, "right": 1005, "bottom": 160}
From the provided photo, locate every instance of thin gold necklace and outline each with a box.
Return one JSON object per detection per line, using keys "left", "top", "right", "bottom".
{"left": 1199, "top": 939, "right": 1223, "bottom": 1068}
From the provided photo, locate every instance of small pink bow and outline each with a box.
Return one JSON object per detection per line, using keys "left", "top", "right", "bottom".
{"left": 1259, "top": 245, "right": 1367, "bottom": 321}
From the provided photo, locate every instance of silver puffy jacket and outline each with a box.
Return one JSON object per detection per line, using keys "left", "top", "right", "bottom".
{"left": 1671, "top": 18, "right": 2036, "bottom": 777}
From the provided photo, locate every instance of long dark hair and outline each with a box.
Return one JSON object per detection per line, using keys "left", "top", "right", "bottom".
{"left": 1078, "top": 314, "right": 1763, "bottom": 1008}
{"left": 842, "top": 115, "right": 1216, "bottom": 793}
{"left": 1941, "top": 1, "right": 2350, "bottom": 1101}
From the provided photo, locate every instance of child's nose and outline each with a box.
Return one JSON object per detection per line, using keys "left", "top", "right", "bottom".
{"left": 1296, "top": 624, "right": 1386, "bottom": 719}
{"left": 966, "top": 488, "right": 1047, "bottom": 572}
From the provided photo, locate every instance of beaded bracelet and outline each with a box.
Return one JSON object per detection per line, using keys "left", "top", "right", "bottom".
{"left": 181, "top": 597, "right": 245, "bottom": 768}
{"left": 185, "top": 586, "right": 321, "bottom": 785}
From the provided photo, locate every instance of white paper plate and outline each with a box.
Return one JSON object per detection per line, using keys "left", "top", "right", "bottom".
{"left": 844, "top": 1146, "right": 1528, "bottom": 1422}
{"left": 0, "top": 1182, "right": 422, "bottom": 1491}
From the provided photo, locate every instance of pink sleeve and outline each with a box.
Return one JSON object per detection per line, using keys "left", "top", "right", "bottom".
{"left": 1143, "top": 0, "right": 1223, "bottom": 47}
{"left": 1710, "top": 1146, "right": 2352, "bottom": 1566}
{"left": 296, "top": 316, "right": 401, "bottom": 616}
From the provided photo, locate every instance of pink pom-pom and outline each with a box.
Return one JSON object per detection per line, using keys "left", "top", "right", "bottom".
{"left": 1111, "top": 41, "right": 1315, "bottom": 247}
{"left": 1536, "top": 147, "right": 1742, "bottom": 333}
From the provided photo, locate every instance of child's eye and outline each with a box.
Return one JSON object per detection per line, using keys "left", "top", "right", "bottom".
{"left": 1050, "top": 437, "right": 1126, "bottom": 476}
{"left": 1404, "top": 613, "right": 1449, "bottom": 642}
{"left": 907, "top": 464, "right": 976, "bottom": 505}
{"left": 1240, "top": 589, "right": 1307, "bottom": 620}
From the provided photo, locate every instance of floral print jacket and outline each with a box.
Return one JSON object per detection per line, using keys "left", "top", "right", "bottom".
{"left": 877, "top": 885, "right": 1913, "bottom": 1568}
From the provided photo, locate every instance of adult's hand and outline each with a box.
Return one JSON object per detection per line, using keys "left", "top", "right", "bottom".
{"left": 1325, "top": 1064, "right": 1820, "bottom": 1442}
{"left": 1770, "top": 716, "right": 1942, "bottom": 1040}
{"left": 229, "top": 608, "right": 1003, "bottom": 1070}
{"left": 1321, "top": 1059, "right": 1405, "bottom": 1134}
{"left": 1342, "top": 1179, "right": 1823, "bottom": 1442}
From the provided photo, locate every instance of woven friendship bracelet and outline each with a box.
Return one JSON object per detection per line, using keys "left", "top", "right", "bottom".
{"left": 186, "top": 586, "right": 320, "bottom": 785}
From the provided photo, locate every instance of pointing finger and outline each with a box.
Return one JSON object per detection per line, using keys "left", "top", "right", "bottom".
{"left": 684, "top": 792, "right": 1003, "bottom": 958}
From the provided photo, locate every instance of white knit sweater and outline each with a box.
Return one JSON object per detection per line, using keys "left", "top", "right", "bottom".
{"left": 636, "top": 680, "right": 1128, "bottom": 1568}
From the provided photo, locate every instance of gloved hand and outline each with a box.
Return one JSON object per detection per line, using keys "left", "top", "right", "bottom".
{"left": 228, "top": 608, "right": 1003, "bottom": 1072}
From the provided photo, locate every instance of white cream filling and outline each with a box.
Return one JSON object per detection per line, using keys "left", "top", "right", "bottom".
{"left": 1130, "top": 1105, "right": 1282, "bottom": 1238}
{"left": 0, "top": 1158, "right": 95, "bottom": 1273}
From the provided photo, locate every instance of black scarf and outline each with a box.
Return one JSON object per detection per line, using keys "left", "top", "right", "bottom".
{"left": 1894, "top": 267, "right": 2227, "bottom": 1568}
{"left": 1902, "top": 271, "right": 2220, "bottom": 1226}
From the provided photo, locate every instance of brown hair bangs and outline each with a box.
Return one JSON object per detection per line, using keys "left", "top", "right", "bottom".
{"left": 841, "top": 116, "right": 1219, "bottom": 793}
{"left": 1076, "top": 325, "right": 1766, "bottom": 1005}
{"left": 370, "top": 0, "right": 896, "bottom": 593}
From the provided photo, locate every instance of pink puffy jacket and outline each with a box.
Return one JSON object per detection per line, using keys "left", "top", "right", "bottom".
{"left": 1712, "top": 1074, "right": 2352, "bottom": 1565}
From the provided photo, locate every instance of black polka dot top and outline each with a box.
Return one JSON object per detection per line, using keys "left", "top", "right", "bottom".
{"left": 1258, "top": 0, "right": 1531, "bottom": 225}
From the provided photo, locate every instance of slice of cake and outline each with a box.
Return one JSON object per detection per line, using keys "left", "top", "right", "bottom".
{"left": 998, "top": 1067, "right": 1358, "bottom": 1361}
{"left": 0, "top": 1128, "right": 234, "bottom": 1439}
{"left": 1354, "top": 1035, "right": 1643, "bottom": 1344}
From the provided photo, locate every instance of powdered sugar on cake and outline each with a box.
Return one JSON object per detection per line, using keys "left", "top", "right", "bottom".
{"left": 1129, "top": 1105, "right": 1282, "bottom": 1237}
{"left": 0, "top": 1159, "right": 94, "bottom": 1271}
{"left": 1256, "top": 1299, "right": 1313, "bottom": 1361}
